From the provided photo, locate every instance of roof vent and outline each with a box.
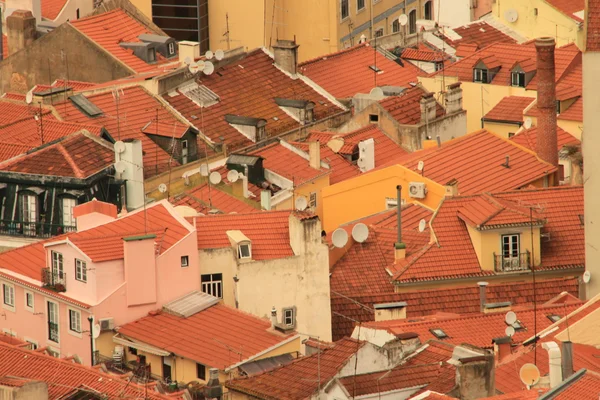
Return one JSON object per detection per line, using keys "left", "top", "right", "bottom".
{"left": 69, "top": 94, "right": 103, "bottom": 117}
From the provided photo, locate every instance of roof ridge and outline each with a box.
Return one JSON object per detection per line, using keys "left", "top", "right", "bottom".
{"left": 299, "top": 43, "right": 369, "bottom": 67}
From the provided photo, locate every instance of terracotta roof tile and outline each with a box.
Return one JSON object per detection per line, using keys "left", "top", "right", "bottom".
{"left": 118, "top": 303, "right": 294, "bottom": 369}
{"left": 379, "top": 86, "right": 445, "bottom": 125}
{"left": 553, "top": 370, "right": 600, "bottom": 399}
{"left": 299, "top": 43, "right": 422, "bottom": 99}
{"left": 546, "top": 0, "right": 585, "bottom": 22}
{"left": 163, "top": 50, "right": 343, "bottom": 152}
{"left": 441, "top": 21, "right": 518, "bottom": 50}
{"left": 483, "top": 391, "right": 541, "bottom": 400}
{"left": 0, "top": 131, "right": 113, "bottom": 178}
{"left": 558, "top": 96, "right": 583, "bottom": 121}
{"left": 292, "top": 141, "right": 360, "bottom": 185}
{"left": 0, "top": 333, "right": 28, "bottom": 347}
{"left": 41, "top": 0, "right": 68, "bottom": 20}
{"left": 455, "top": 43, "right": 479, "bottom": 58}
{"left": 586, "top": 0, "right": 600, "bottom": 51}
{"left": 401, "top": 43, "right": 450, "bottom": 62}
{"left": 226, "top": 337, "right": 364, "bottom": 400}
{"left": 0, "top": 101, "right": 52, "bottom": 126}
{"left": 483, "top": 96, "right": 535, "bottom": 123}
{"left": 172, "top": 183, "right": 259, "bottom": 214}
{"left": 510, "top": 126, "right": 580, "bottom": 151}
{"left": 0, "top": 341, "right": 176, "bottom": 399}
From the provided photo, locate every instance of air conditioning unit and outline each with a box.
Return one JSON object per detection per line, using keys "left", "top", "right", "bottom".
{"left": 408, "top": 182, "right": 427, "bottom": 199}
{"left": 99, "top": 318, "right": 114, "bottom": 331}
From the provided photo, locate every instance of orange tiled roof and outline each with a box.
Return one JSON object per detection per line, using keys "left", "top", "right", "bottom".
{"left": 291, "top": 141, "right": 361, "bottom": 185}
{"left": 163, "top": 49, "right": 343, "bottom": 152}
{"left": 0, "top": 101, "right": 53, "bottom": 125}
{"left": 0, "top": 341, "right": 177, "bottom": 399}
{"left": 226, "top": 337, "right": 364, "bottom": 400}
{"left": 510, "top": 126, "right": 580, "bottom": 151}
{"left": 41, "top": 0, "right": 68, "bottom": 20}
{"left": 552, "top": 370, "right": 600, "bottom": 400}
{"left": 401, "top": 43, "right": 451, "bottom": 63}
{"left": 118, "top": 303, "right": 294, "bottom": 369}
{"left": 441, "top": 21, "right": 518, "bottom": 50}
{"left": 483, "top": 96, "right": 535, "bottom": 123}
{"left": 172, "top": 183, "right": 259, "bottom": 214}
{"left": 379, "top": 86, "right": 445, "bottom": 125}
{"left": 0, "top": 131, "right": 113, "bottom": 178}
{"left": 546, "top": 0, "right": 585, "bottom": 22}
{"left": 70, "top": 9, "right": 170, "bottom": 74}
{"left": 0, "top": 332, "right": 28, "bottom": 347}
{"left": 299, "top": 43, "right": 422, "bottom": 99}
{"left": 456, "top": 193, "right": 545, "bottom": 229}
{"left": 586, "top": 0, "right": 600, "bottom": 51}
{"left": 193, "top": 210, "right": 296, "bottom": 260}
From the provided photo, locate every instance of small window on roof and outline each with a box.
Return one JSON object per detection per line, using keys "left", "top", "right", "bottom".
{"left": 547, "top": 314, "right": 561, "bottom": 323}
{"left": 512, "top": 320, "right": 525, "bottom": 331}
{"left": 238, "top": 242, "right": 252, "bottom": 259}
{"left": 181, "top": 256, "right": 189, "bottom": 267}
{"left": 430, "top": 328, "right": 448, "bottom": 339}
{"left": 369, "top": 65, "right": 382, "bottom": 73}
{"left": 473, "top": 68, "right": 488, "bottom": 83}
{"left": 369, "top": 114, "right": 379, "bottom": 123}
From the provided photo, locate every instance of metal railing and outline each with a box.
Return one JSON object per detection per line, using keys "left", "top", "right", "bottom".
{"left": 493, "top": 251, "right": 530, "bottom": 273}
{"left": 0, "top": 220, "right": 76, "bottom": 238}
{"left": 48, "top": 322, "right": 59, "bottom": 342}
{"left": 42, "top": 268, "right": 67, "bottom": 292}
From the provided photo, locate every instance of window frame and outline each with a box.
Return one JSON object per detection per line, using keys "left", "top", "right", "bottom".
{"left": 501, "top": 234, "right": 520, "bottom": 259}
{"left": 408, "top": 9, "right": 417, "bottom": 34}
{"left": 430, "top": 328, "right": 448, "bottom": 339}
{"left": 309, "top": 192, "right": 317, "bottom": 208}
{"left": 511, "top": 71, "right": 525, "bottom": 87}
{"left": 2, "top": 283, "right": 15, "bottom": 311}
{"left": 473, "top": 68, "right": 489, "bottom": 83}
{"left": 47, "top": 300, "right": 60, "bottom": 343}
{"left": 24, "top": 290, "right": 34, "bottom": 312}
{"left": 424, "top": 1, "right": 432, "bottom": 20}
{"left": 51, "top": 251, "right": 64, "bottom": 279}
{"left": 238, "top": 242, "right": 252, "bottom": 259}
{"left": 197, "top": 362, "right": 206, "bottom": 380}
{"left": 375, "top": 28, "right": 384, "bottom": 38}
{"left": 340, "top": 0, "right": 349, "bottom": 21}
{"left": 357, "top": 0, "right": 365, "bottom": 12}
{"left": 68, "top": 308, "right": 82, "bottom": 336}
{"left": 181, "top": 255, "right": 189, "bottom": 268}
{"left": 392, "top": 19, "right": 400, "bottom": 33}
{"left": 75, "top": 259, "right": 87, "bottom": 283}
{"left": 61, "top": 196, "right": 77, "bottom": 228}
{"left": 283, "top": 308, "right": 295, "bottom": 327}
{"left": 369, "top": 114, "right": 379, "bottom": 123}
{"left": 168, "top": 42, "right": 176, "bottom": 55}
{"left": 201, "top": 273, "right": 223, "bottom": 299}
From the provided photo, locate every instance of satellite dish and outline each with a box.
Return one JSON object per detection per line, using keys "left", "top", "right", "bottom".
{"left": 295, "top": 196, "right": 308, "bottom": 211}
{"left": 418, "top": 219, "right": 427, "bottom": 233}
{"left": 199, "top": 164, "right": 209, "bottom": 177}
{"left": 114, "top": 141, "right": 126, "bottom": 154}
{"left": 205, "top": 50, "right": 214, "bottom": 60}
{"left": 158, "top": 183, "right": 167, "bottom": 193}
{"left": 114, "top": 161, "right": 126, "bottom": 174}
{"left": 184, "top": 56, "right": 192, "bottom": 65}
{"left": 25, "top": 89, "right": 34, "bottom": 105}
{"left": 188, "top": 62, "right": 200, "bottom": 74}
{"left": 504, "top": 9, "right": 519, "bottom": 23}
{"left": 399, "top": 14, "right": 409, "bottom": 26}
{"left": 417, "top": 160, "right": 425, "bottom": 171}
{"left": 505, "top": 326, "right": 515, "bottom": 337}
{"left": 352, "top": 223, "right": 369, "bottom": 243}
{"left": 174, "top": 205, "right": 198, "bottom": 217}
{"left": 505, "top": 311, "right": 517, "bottom": 325}
{"left": 93, "top": 324, "right": 101, "bottom": 339}
{"left": 519, "top": 363, "right": 541, "bottom": 387}
{"left": 215, "top": 49, "right": 225, "bottom": 61}
{"left": 524, "top": 117, "right": 533, "bottom": 129}
{"left": 583, "top": 270, "right": 592, "bottom": 283}
{"left": 369, "top": 87, "right": 384, "bottom": 97}
{"left": 227, "top": 169, "right": 240, "bottom": 183}
{"left": 196, "top": 60, "right": 206, "bottom": 71}
{"left": 203, "top": 61, "right": 215, "bottom": 75}
{"left": 332, "top": 228, "right": 349, "bottom": 248}
{"left": 209, "top": 171, "right": 222, "bottom": 185}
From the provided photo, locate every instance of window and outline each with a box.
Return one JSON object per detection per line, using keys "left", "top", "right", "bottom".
{"left": 47, "top": 301, "right": 59, "bottom": 343}
{"left": 201, "top": 273, "right": 223, "bottom": 298}
{"left": 62, "top": 197, "right": 77, "bottom": 227}
{"left": 375, "top": 28, "right": 384, "bottom": 38}
{"left": 409, "top": 9, "right": 417, "bottom": 34}
{"left": 3, "top": 284, "right": 14, "bottom": 308}
{"left": 473, "top": 68, "right": 488, "bottom": 83}
{"left": 392, "top": 18, "right": 400, "bottom": 33}
{"left": 283, "top": 308, "right": 295, "bottom": 326}
{"left": 26, "top": 339, "right": 38, "bottom": 350}
{"left": 129, "top": 347, "right": 138, "bottom": 355}
{"left": 182, "top": 140, "right": 188, "bottom": 149}
{"left": 76, "top": 8, "right": 80, "bottom": 19}
{"left": 69, "top": 309, "right": 81, "bottom": 333}
{"left": 430, "top": 328, "right": 448, "bottom": 339}
{"left": 357, "top": 0, "right": 365, "bottom": 11}
{"left": 369, "top": 114, "right": 379, "bottom": 123}
{"left": 20, "top": 193, "right": 37, "bottom": 236}
{"left": 52, "top": 251, "right": 64, "bottom": 280}
{"left": 168, "top": 42, "right": 175, "bottom": 55}
{"left": 340, "top": 0, "right": 349, "bottom": 20}
{"left": 502, "top": 234, "right": 520, "bottom": 259}
{"left": 181, "top": 255, "right": 189, "bottom": 267}
{"left": 424, "top": 1, "right": 432, "bottom": 20}
{"left": 75, "top": 259, "right": 87, "bottom": 283}
{"left": 511, "top": 72, "right": 525, "bottom": 87}
{"left": 309, "top": 192, "right": 317, "bottom": 208}
{"left": 547, "top": 314, "right": 561, "bottom": 323}
{"left": 508, "top": 132, "right": 515, "bottom": 138}
{"left": 512, "top": 320, "right": 525, "bottom": 331}
{"left": 556, "top": 100, "right": 561, "bottom": 114}
{"left": 25, "top": 291, "right": 34, "bottom": 311}
{"left": 197, "top": 363, "right": 206, "bottom": 380}
{"left": 238, "top": 243, "right": 251, "bottom": 259}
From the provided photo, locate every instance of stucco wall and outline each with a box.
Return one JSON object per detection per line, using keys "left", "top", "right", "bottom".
{"left": 53, "top": 0, "right": 95, "bottom": 24}
{"left": 483, "top": 121, "right": 522, "bottom": 138}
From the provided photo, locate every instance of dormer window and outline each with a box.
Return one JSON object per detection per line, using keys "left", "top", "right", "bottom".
{"left": 473, "top": 68, "right": 488, "bottom": 83}
{"left": 148, "top": 49, "right": 156, "bottom": 63}
{"left": 168, "top": 42, "right": 175, "bottom": 56}
{"left": 511, "top": 71, "right": 525, "bottom": 87}
{"left": 238, "top": 242, "right": 252, "bottom": 259}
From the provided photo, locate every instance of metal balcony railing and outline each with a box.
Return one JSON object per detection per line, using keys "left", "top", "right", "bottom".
{"left": 42, "top": 268, "right": 67, "bottom": 292}
{"left": 0, "top": 220, "right": 76, "bottom": 238}
{"left": 493, "top": 251, "right": 530, "bottom": 273}
{"left": 48, "top": 322, "right": 59, "bottom": 343}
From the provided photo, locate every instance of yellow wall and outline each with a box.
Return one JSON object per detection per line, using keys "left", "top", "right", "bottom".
{"left": 558, "top": 119, "right": 583, "bottom": 140}
{"left": 129, "top": 0, "right": 151, "bottom": 20}
{"left": 492, "top": 0, "right": 583, "bottom": 49}
{"left": 294, "top": 174, "right": 330, "bottom": 222}
{"left": 321, "top": 164, "right": 444, "bottom": 231}
{"left": 555, "top": 305, "right": 600, "bottom": 346}
{"left": 483, "top": 121, "right": 522, "bottom": 139}
{"left": 208, "top": 0, "right": 266, "bottom": 53}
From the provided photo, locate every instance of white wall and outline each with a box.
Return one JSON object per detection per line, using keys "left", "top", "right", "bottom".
{"left": 435, "top": 0, "right": 472, "bottom": 28}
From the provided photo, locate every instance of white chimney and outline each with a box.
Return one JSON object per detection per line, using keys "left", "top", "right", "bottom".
{"left": 270, "top": 306, "right": 277, "bottom": 327}
{"left": 358, "top": 138, "right": 375, "bottom": 172}
{"left": 242, "top": 166, "right": 249, "bottom": 198}
{"left": 116, "top": 140, "right": 145, "bottom": 211}
{"left": 178, "top": 40, "right": 200, "bottom": 64}
{"left": 261, "top": 190, "right": 271, "bottom": 210}
{"left": 542, "top": 342, "right": 563, "bottom": 388}
{"left": 309, "top": 141, "right": 321, "bottom": 170}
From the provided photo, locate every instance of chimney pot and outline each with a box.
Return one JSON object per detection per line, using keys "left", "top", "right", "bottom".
{"left": 535, "top": 37, "right": 559, "bottom": 171}
{"left": 6, "top": 10, "right": 36, "bottom": 56}
{"left": 562, "top": 341, "right": 574, "bottom": 380}
{"left": 478, "top": 281, "right": 488, "bottom": 312}
{"left": 270, "top": 306, "right": 277, "bottom": 328}
{"left": 273, "top": 39, "right": 299, "bottom": 75}
{"left": 420, "top": 92, "right": 437, "bottom": 124}
{"left": 445, "top": 82, "right": 464, "bottom": 114}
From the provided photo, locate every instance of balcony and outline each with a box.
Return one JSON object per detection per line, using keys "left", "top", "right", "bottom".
{"left": 493, "top": 251, "right": 530, "bottom": 273}
{"left": 48, "top": 322, "right": 59, "bottom": 343}
{"left": 0, "top": 220, "right": 76, "bottom": 238}
{"left": 42, "top": 268, "right": 67, "bottom": 292}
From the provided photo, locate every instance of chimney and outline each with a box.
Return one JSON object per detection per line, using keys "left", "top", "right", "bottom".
{"left": 445, "top": 179, "right": 459, "bottom": 197}
{"left": 445, "top": 82, "right": 463, "bottom": 114}
{"left": 358, "top": 138, "right": 375, "bottom": 172}
{"left": 309, "top": 141, "right": 321, "bottom": 170}
{"left": 203, "top": 368, "right": 223, "bottom": 399}
{"left": 6, "top": 10, "right": 36, "bottom": 56}
{"left": 261, "top": 190, "right": 271, "bottom": 210}
{"left": 456, "top": 353, "right": 496, "bottom": 399}
{"left": 116, "top": 139, "right": 145, "bottom": 211}
{"left": 542, "top": 341, "right": 562, "bottom": 388}
{"left": 420, "top": 92, "right": 437, "bottom": 124}
{"left": 242, "top": 165, "right": 249, "bottom": 198}
{"left": 492, "top": 337, "right": 512, "bottom": 365}
{"left": 178, "top": 40, "right": 200, "bottom": 64}
{"left": 535, "top": 37, "right": 559, "bottom": 170}
{"left": 478, "top": 281, "right": 488, "bottom": 312}
{"left": 374, "top": 302, "right": 407, "bottom": 321}
{"left": 394, "top": 185, "right": 406, "bottom": 261}
{"left": 270, "top": 306, "right": 277, "bottom": 328}
{"left": 73, "top": 199, "right": 118, "bottom": 231}
{"left": 273, "top": 39, "right": 299, "bottom": 75}
{"left": 561, "top": 341, "right": 574, "bottom": 380}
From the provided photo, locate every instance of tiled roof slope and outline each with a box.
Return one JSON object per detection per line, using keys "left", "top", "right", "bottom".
{"left": 483, "top": 96, "right": 535, "bottom": 123}
{"left": 193, "top": 211, "right": 296, "bottom": 260}
{"left": 163, "top": 49, "right": 343, "bottom": 152}
{"left": 379, "top": 86, "right": 445, "bottom": 125}
{"left": 299, "top": 43, "right": 422, "bottom": 99}
{"left": 331, "top": 277, "right": 579, "bottom": 341}
{"left": 226, "top": 337, "right": 364, "bottom": 400}
{"left": 0, "top": 131, "right": 113, "bottom": 178}
{"left": 553, "top": 370, "right": 600, "bottom": 399}
{"left": 42, "top": 0, "right": 69, "bottom": 20}
{"left": 291, "top": 141, "right": 360, "bottom": 185}
{"left": 0, "top": 342, "right": 177, "bottom": 400}
{"left": 402, "top": 340, "right": 456, "bottom": 366}
{"left": 55, "top": 86, "right": 188, "bottom": 178}
{"left": 441, "top": 21, "right": 518, "bottom": 50}
{"left": 388, "top": 129, "right": 557, "bottom": 195}
{"left": 0, "top": 101, "right": 53, "bottom": 125}
{"left": 0, "top": 201, "right": 191, "bottom": 280}
{"left": 172, "top": 184, "right": 259, "bottom": 214}
{"left": 558, "top": 96, "right": 583, "bottom": 121}
{"left": 546, "top": 0, "right": 585, "bottom": 22}
{"left": 586, "top": 0, "right": 600, "bottom": 51}
{"left": 510, "top": 126, "right": 580, "bottom": 151}
{"left": 401, "top": 43, "right": 451, "bottom": 62}
{"left": 118, "top": 303, "right": 293, "bottom": 369}
{"left": 70, "top": 9, "right": 170, "bottom": 73}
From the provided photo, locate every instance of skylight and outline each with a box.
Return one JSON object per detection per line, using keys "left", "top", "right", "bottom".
{"left": 547, "top": 314, "right": 561, "bottom": 323}
{"left": 512, "top": 320, "right": 525, "bottom": 331}
{"left": 430, "top": 328, "right": 448, "bottom": 339}
{"left": 369, "top": 65, "right": 382, "bottom": 73}
{"left": 69, "top": 94, "right": 103, "bottom": 118}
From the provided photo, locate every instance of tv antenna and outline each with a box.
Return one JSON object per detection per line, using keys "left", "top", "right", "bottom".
{"left": 203, "top": 61, "right": 215, "bottom": 75}
{"left": 519, "top": 363, "right": 540, "bottom": 388}
{"left": 215, "top": 49, "right": 225, "bottom": 61}
{"left": 205, "top": 50, "right": 214, "bottom": 60}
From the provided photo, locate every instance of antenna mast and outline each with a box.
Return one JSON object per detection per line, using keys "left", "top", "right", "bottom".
{"left": 224, "top": 13, "right": 231, "bottom": 50}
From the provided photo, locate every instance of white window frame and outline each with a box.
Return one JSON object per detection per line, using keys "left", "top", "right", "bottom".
{"left": 238, "top": 242, "right": 252, "bottom": 259}
{"left": 473, "top": 68, "right": 488, "bottom": 83}
{"left": 2, "top": 283, "right": 15, "bottom": 312}
{"left": 168, "top": 42, "right": 175, "bottom": 55}
{"left": 61, "top": 197, "right": 77, "bottom": 227}
{"left": 283, "top": 308, "right": 295, "bottom": 327}
{"left": 24, "top": 290, "right": 34, "bottom": 312}
{"left": 75, "top": 259, "right": 87, "bottom": 283}
{"left": 47, "top": 300, "right": 60, "bottom": 344}
{"left": 511, "top": 71, "right": 525, "bottom": 87}
{"left": 201, "top": 273, "right": 223, "bottom": 299}
{"left": 68, "top": 308, "right": 82, "bottom": 337}
{"left": 51, "top": 251, "right": 64, "bottom": 279}
{"left": 181, "top": 255, "right": 189, "bottom": 268}
{"left": 502, "top": 234, "right": 520, "bottom": 259}
{"left": 357, "top": 0, "right": 365, "bottom": 12}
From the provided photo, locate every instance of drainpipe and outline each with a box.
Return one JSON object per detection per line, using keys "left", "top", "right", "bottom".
{"left": 394, "top": 185, "right": 406, "bottom": 261}
{"left": 87, "top": 316, "right": 95, "bottom": 366}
